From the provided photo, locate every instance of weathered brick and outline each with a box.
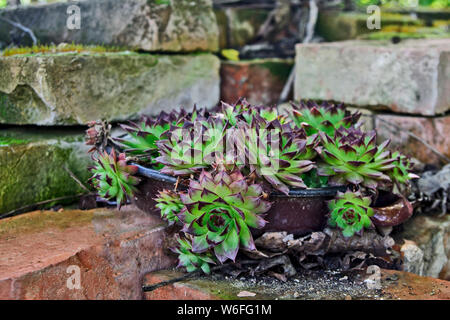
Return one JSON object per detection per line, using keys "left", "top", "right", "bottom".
{"left": 0, "top": 206, "right": 176, "bottom": 300}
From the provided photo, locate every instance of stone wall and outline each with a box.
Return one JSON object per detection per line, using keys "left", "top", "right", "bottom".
{"left": 0, "top": 0, "right": 219, "bottom": 52}
{"left": 0, "top": 0, "right": 221, "bottom": 214}
{"left": 0, "top": 53, "right": 220, "bottom": 125}
{"left": 295, "top": 38, "right": 450, "bottom": 166}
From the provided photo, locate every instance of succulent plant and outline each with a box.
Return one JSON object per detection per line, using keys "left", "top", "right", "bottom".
{"left": 221, "top": 99, "right": 283, "bottom": 126}
{"left": 114, "top": 109, "right": 189, "bottom": 161}
{"left": 328, "top": 190, "right": 374, "bottom": 237}
{"left": 177, "top": 170, "right": 271, "bottom": 263}
{"left": 115, "top": 118, "right": 172, "bottom": 162}
{"left": 235, "top": 121, "right": 318, "bottom": 194}
{"left": 115, "top": 107, "right": 210, "bottom": 163}
{"left": 388, "top": 152, "right": 419, "bottom": 186}
{"left": 88, "top": 149, "right": 140, "bottom": 208}
{"left": 173, "top": 236, "right": 216, "bottom": 273}
{"left": 155, "top": 189, "right": 184, "bottom": 225}
{"left": 318, "top": 127, "right": 399, "bottom": 190}
{"left": 289, "top": 101, "right": 361, "bottom": 136}
{"left": 155, "top": 117, "right": 228, "bottom": 176}
{"left": 85, "top": 120, "right": 112, "bottom": 154}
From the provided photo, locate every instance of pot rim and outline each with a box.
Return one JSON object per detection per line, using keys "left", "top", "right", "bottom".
{"left": 134, "top": 163, "right": 347, "bottom": 198}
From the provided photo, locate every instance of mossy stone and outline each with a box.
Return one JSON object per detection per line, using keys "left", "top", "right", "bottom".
{"left": 0, "top": 52, "right": 220, "bottom": 125}
{"left": 316, "top": 10, "right": 425, "bottom": 41}
{"left": 0, "top": 129, "right": 93, "bottom": 214}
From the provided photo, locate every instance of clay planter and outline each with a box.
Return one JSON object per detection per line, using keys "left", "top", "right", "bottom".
{"left": 131, "top": 165, "right": 413, "bottom": 235}
{"left": 257, "top": 187, "right": 346, "bottom": 236}
{"left": 132, "top": 165, "right": 178, "bottom": 215}
{"left": 370, "top": 191, "right": 413, "bottom": 227}
{"left": 132, "top": 164, "right": 345, "bottom": 235}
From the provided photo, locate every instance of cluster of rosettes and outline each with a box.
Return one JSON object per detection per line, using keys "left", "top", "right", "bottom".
{"left": 289, "top": 101, "right": 361, "bottom": 136}
{"left": 156, "top": 170, "right": 271, "bottom": 272}
{"left": 88, "top": 149, "right": 140, "bottom": 208}
{"left": 317, "top": 127, "right": 417, "bottom": 190}
{"left": 86, "top": 99, "right": 419, "bottom": 271}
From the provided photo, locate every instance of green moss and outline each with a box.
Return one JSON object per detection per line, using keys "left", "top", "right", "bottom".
{"left": 2, "top": 44, "right": 130, "bottom": 57}
{"left": 360, "top": 30, "right": 448, "bottom": 40}
{"left": 359, "top": 25, "right": 449, "bottom": 40}
{"left": 0, "top": 130, "right": 92, "bottom": 214}
{"left": 0, "top": 137, "right": 29, "bottom": 146}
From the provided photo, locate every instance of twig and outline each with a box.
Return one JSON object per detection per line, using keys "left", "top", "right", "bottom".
{"left": 64, "top": 165, "right": 90, "bottom": 192}
{"left": 0, "top": 16, "right": 38, "bottom": 45}
{"left": 278, "top": 0, "right": 318, "bottom": 104}
{"left": 0, "top": 193, "right": 91, "bottom": 220}
{"left": 278, "top": 67, "right": 296, "bottom": 104}
{"left": 377, "top": 117, "right": 450, "bottom": 164}
{"left": 142, "top": 260, "right": 260, "bottom": 292}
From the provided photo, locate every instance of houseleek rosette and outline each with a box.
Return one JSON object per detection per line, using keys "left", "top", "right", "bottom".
{"left": 88, "top": 149, "right": 140, "bottom": 208}
{"left": 114, "top": 109, "right": 189, "bottom": 164}
{"left": 221, "top": 99, "right": 284, "bottom": 126}
{"left": 177, "top": 170, "right": 271, "bottom": 264}
{"left": 155, "top": 117, "right": 227, "bottom": 176}
{"left": 155, "top": 189, "right": 184, "bottom": 225}
{"left": 235, "top": 121, "right": 318, "bottom": 194}
{"left": 388, "top": 152, "right": 419, "bottom": 186}
{"left": 290, "top": 101, "right": 361, "bottom": 136}
{"left": 173, "top": 236, "right": 216, "bottom": 273}
{"left": 328, "top": 190, "right": 374, "bottom": 237}
{"left": 318, "top": 127, "right": 400, "bottom": 189}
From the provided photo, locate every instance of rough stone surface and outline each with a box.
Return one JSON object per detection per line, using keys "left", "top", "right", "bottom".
{"left": 220, "top": 59, "right": 293, "bottom": 105}
{"left": 144, "top": 269, "right": 450, "bottom": 300}
{"left": 316, "top": 10, "right": 423, "bottom": 41}
{"left": 295, "top": 39, "right": 450, "bottom": 116}
{"left": 400, "top": 240, "right": 425, "bottom": 275}
{"left": 348, "top": 107, "right": 375, "bottom": 132}
{"left": 0, "top": 52, "right": 220, "bottom": 125}
{"left": 0, "top": 0, "right": 218, "bottom": 52}
{"left": 0, "top": 206, "right": 176, "bottom": 299}
{"left": 397, "top": 214, "right": 450, "bottom": 280}
{"left": 375, "top": 114, "right": 450, "bottom": 165}
{"left": 0, "top": 128, "right": 92, "bottom": 214}
{"left": 381, "top": 269, "right": 450, "bottom": 300}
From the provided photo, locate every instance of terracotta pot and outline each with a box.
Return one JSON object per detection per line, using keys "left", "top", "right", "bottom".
{"left": 255, "top": 187, "right": 346, "bottom": 236}
{"left": 131, "top": 165, "right": 413, "bottom": 234}
{"left": 131, "top": 165, "right": 177, "bottom": 215}
{"left": 131, "top": 164, "right": 346, "bottom": 235}
{"left": 370, "top": 191, "right": 413, "bottom": 227}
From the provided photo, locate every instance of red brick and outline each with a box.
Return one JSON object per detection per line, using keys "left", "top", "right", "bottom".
{"left": 220, "top": 59, "right": 293, "bottom": 106}
{"left": 0, "top": 206, "right": 176, "bottom": 300}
